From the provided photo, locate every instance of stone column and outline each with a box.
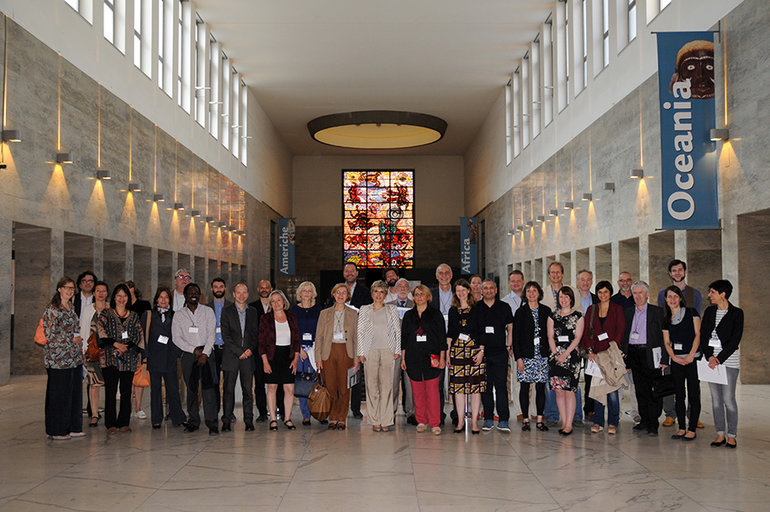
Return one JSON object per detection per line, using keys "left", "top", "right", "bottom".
{"left": 93, "top": 237, "right": 104, "bottom": 280}
{"left": 638, "top": 233, "right": 650, "bottom": 284}
{"left": 0, "top": 219, "right": 12, "bottom": 384}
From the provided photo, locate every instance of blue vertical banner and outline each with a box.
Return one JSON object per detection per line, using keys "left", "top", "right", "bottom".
{"left": 656, "top": 32, "right": 719, "bottom": 229}
{"left": 278, "top": 218, "right": 296, "bottom": 276}
{"left": 460, "top": 217, "right": 478, "bottom": 275}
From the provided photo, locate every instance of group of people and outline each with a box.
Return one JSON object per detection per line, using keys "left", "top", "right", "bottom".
{"left": 40, "top": 259, "right": 744, "bottom": 448}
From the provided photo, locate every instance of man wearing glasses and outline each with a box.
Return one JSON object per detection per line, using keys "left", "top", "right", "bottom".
{"left": 173, "top": 269, "right": 192, "bottom": 312}
{"left": 74, "top": 271, "right": 97, "bottom": 318}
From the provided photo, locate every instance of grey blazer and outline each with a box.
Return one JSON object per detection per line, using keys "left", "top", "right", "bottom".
{"left": 356, "top": 303, "right": 401, "bottom": 357}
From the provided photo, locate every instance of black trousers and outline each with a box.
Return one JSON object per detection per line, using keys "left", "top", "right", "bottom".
{"left": 253, "top": 354, "right": 269, "bottom": 416}
{"left": 350, "top": 365, "right": 364, "bottom": 415}
{"left": 671, "top": 360, "right": 701, "bottom": 432}
{"left": 628, "top": 346, "right": 662, "bottom": 432}
{"left": 103, "top": 366, "right": 133, "bottom": 429}
{"left": 224, "top": 357, "right": 255, "bottom": 424}
{"left": 520, "top": 381, "right": 546, "bottom": 417}
{"left": 213, "top": 345, "right": 224, "bottom": 416}
{"left": 45, "top": 366, "right": 83, "bottom": 436}
{"left": 583, "top": 372, "right": 595, "bottom": 415}
{"left": 482, "top": 351, "right": 510, "bottom": 422}
{"left": 180, "top": 352, "right": 218, "bottom": 428}
{"left": 149, "top": 368, "right": 186, "bottom": 426}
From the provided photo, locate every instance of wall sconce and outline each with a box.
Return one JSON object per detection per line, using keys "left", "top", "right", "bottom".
{"left": 55, "top": 152, "right": 73, "bottom": 164}
{"left": 189, "top": 209, "right": 201, "bottom": 217}
{"left": 548, "top": 209, "right": 558, "bottom": 217}
{"left": 96, "top": 170, "right": 112, "bottom": 180}
{"left": 526, "top": 220, "right": 534, "bottom": 227}
{"left": 235, "top": 230, "right": 246, "bottom": 236}
{"left": 173, "top": 202, "right": 185, "bottom": 211}
{"left": 128, "top": 182, "right": 142, "bottom": 192}
{"left": 710, "top": 128, "right": 729, "bottom": 141}
{"left": 536, "top": 215, "right": 545, "bottom": 222}
{"left": 507, "top": 230, "right": 515, "bottom": 236}
{"left": 227, "top": 225, "right": 238, "bottom": 232}
{"left": 153, "top": 193, "right": 165, "bottom": 202}
{"left": 630, "top": 168, "right": 644, "bottom": 179}
{"left": 1, "top": 129, "right": 21, "bottom": 142}
{"left": 563, "top": 201, "right": 574, "bottom": 210}
{"left": 205, "top": 216, "right": 215, "bottom": 223}
{"left": 214, "top": 221, "right": 226, "bottom": 228}
{"left": 581, "top": 193, "right": 592, "bottom": 201}
{"left": 603, "top": 182, "right": 615, "bottom": 192}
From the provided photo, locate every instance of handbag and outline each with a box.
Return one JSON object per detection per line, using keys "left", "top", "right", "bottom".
{"left": 308, "top": 372, "right": 331, "bottom": 422}
{"left": 34, "top": 318, "right": 47, "bottom": 346}
{"left": 294, "top": 370, "right": 316, "bottom": 398}
{"left": 651, "top": 371, "right": 676, "bottom": 400}
{"left": 86, "top": 332, "right": 100, "bottom": 361}
{"left": 133, "top": 363, "right": 150, "bottom": 388}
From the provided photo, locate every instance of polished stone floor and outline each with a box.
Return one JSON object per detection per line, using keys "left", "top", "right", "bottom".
{"left": 1, "top": 375, "right": 768, "bottom": 511}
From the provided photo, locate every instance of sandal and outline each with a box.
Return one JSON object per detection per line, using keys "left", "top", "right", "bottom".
{"left": 521, "top": 421, "right": 531, "bottom": 432}
{"left": 373, "top": 425, "right": 382, "bottom": 432}
{"left": 89, "top": 417, "right": 99, "bottom": 428}
{"left": 536, "top": 422, "right": 549, "bottom": 432}
{"left": 269, "top": 420, "right": 278, "bottom": 431}
{"left": 382, "top": 426, "right": 389, "bottom": 432}
{"left": 607, "top": 425, "right": 617, "bottom": 435}
{"left": 284, "top": 420, "right": 296, "bottom": 430}
{"left": 591, "top": 424, "right": 604, "bottom": 433}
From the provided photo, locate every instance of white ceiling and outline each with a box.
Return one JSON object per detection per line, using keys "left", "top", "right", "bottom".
{"left": 194, "top": 1, "right": 553, "bottom": 156}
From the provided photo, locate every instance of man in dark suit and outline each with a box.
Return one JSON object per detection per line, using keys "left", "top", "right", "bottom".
{"left": 429, "top": 263, "right": 454, "bottom": 425}
{"left": 248, "top": 279, "right": 274, "bottom": 421}
{"left": 622, "top": 280, "right": 669, "bottom": 437}
{"left": 576, "top": 269, "right": 598, "bottom": 420}
{"left": 342, "top": 261, "right": 372, "bottom": 418}
{"left": 220, "top": 281, "right": 259, "bottom": 432}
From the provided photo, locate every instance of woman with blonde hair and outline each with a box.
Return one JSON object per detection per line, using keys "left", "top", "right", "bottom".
{"left": 357, "top": 280, "right": 401, "bottom": 432}
{"left": 289, "top": 281, "right": 323, "bottom": 425}
{"left": 315, "top": 283, "right": 359, "bottom": 430}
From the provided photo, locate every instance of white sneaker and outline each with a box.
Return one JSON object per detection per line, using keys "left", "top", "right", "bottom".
{"left": 135, "top": 410, "right": 147, "bottom": 419}
{"left": 69, "top": 431, "right": 86, "bottom": 438}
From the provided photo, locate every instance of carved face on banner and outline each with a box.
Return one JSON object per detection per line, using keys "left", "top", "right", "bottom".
{"left": 669, "top": 40, "right": 715, "bottom": 99}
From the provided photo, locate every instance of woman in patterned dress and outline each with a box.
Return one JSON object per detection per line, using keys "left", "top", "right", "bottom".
{"left": 43, "top": 277, "right": 85, "bottom": 440}
{"left": 512, "top": 281, "right": 552, "bottom": 432}
{"left": 547, "top": 286, "right": 584, "bottom": 436}
{"left": 447, "top": 279, "right": 485, "bottom": 434}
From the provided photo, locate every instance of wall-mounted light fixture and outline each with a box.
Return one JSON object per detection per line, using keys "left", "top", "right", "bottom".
{"left": 603, "top": 182, "right": 615, "bottom": 192}
{"left": 235, "top": 230, "right": 246, "bottom": 236}
{"left": 214, "top": 221, "right": 226, "bottom": 228}
{"left": 507, "top": 230, "right": 515, "bottom": 236}
{"left": 1, "top": 129, "right": 21, "bottom": 142}
{"left": 153, "top": 193, "right": 165, "bottom": 202}
{"left": 55, "top": 152, "right": 73, "bottom": 164}
{"left": 630, "top": 168, "right": 644, "bottom": 179}
{"left": 173, "top": 202, "right": 185, "bottom": 211}
{"left": 96, "top": 170, "right": 111, "bottom": 180}
{"left": 548, "top": 209, "right": 559, "bottom": 216}
{"left": 190, "top": 209, "right": 201, "bottom": 217}
{"left": 205, "top": 216, "right": 215, "bottom": 223}
{"left": 710, "top": 128, "right": 729, "bottom": 141}
{"left": 563, "top": 201, "right": 574, "bottom": 210}
{"left": 128, "top": 182, "right": 142, "bottom": 192}
{"left": 581, "top": 193, "right": 592, "bottom": 201}
{"left": 536, "top": 215, "right": 545, "bottom": 222}
{"left": 526, "top": 220, "right": 534, "bottom": 227}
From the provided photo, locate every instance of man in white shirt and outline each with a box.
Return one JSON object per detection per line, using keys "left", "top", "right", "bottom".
{"left": 172, "top": 283, "right": 219, "bottom": 435}
{"left": 501, "top": 269, "right": 524, "bottom": 421}
{"left": 384, "top": 267, "right": 411, "bottom": 303}
{"left": 542, "top": 261, "right": 564, "bottom": 311}
{"left": 430, "top": 263, "right": 453, "bottom": 426}
{"left": 386, "top": 277, "right": 415, "bottom": 424}
{"left": 172, "top": 268, "right": 191, "bottom": 312}
{"left": 74, "top": 271, "right": 96, "bottom": 318}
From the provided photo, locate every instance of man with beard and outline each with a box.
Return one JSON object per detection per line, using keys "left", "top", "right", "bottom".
{"left": 611, "top": 271, "right": 636, "bottom": 310}
{"left": 74, "top": 271, "right": 97, "bottom": 318}
{"left": 172, "top": 283, "right": 219, "bottom": 435}
{"left": 657, "top": 259, "right": 703, "bottom": 428}
{"left": 384, "top": 267, "right": 410, "bottom": 303}
{"left": 249, "top": 279, "right": 274, "bottom": 421}
{"left": 210, "top": 278, "right": 231, "bottom": 422}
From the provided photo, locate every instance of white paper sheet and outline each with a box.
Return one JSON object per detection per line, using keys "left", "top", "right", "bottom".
{"left": 585, "top": 359, "right": 604, "bottom": 378}
{"left": 697, "top": 359, "right": 728, "bottom": 385}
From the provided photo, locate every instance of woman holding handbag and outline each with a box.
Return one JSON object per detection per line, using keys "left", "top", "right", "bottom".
{"left": 80, "top": 281, "right": 109, "bottom": 427}
{"left": 289, "top": 281, "right": 323, "bottom": 426}
{"left": 143, "top": 286, "right": 186, "bottom": 429}
{"left": 357, "top": 280, "right": 401, "bottom": 432}
{"left": 583, "top": 281, "right": 626, "bottom": 434}
{"left": 97, "top": 283, "right": 144, "bottom": 433}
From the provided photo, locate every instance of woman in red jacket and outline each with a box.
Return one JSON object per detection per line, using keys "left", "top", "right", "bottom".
{"left": 582, "top": 281, "right": 625, "bottom": 434}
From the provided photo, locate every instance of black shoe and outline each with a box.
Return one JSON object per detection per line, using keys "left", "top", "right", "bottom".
{"left": 269, "top": 420, "right": 278, "bottom": 431}
{"left": 647, "top": 430, "right": 659, "bottom": 437}
{"left": 284, "top": 420, "right": 297, "bottom": 430}
{"left": 471, "top": 429, "right": 480, "bottom": 435}
{"left": 209, "top": 427, "right": 219, "bottom": 436}
{"left": 454, "top": 427, "right": 464, "bottom": 434}
{"left": 682, "top": 432, "right": 697, "bottom": 441}
{"left": 245, "top": 422, "right": 255, "bottom": 431}
{"left": 521, "top": 422, "right": 531, "bottom": 432}
{"left": 302, "top": 419, "right": 311, "bottom": 426}
{"left": 726, "top": 439, "right": 737, "bottom": 448}
{"left": 184, "top": 424, "right": 199, "bottom": 433}
{"left": 152, "top": 424, "right": 161, "bottom": 429}
{"left": 406, "top": 415, "right": 418, "bottom": 426}
{"left": 320, "top": 419, "right": 329, "bottom": 425}
{"left": 221, "top": 422, "right": 231, "bottom": 432}
{"left": 559, "top": 428, "right": 573, "bottom": 436}
{"left": 711, "top": 438, "right": 726, "bottom": 447}
{"left": 632, "top": 422, "right": 647, "bottom": 431}
{"left": 536, "top": 422, "right": 549, "bottom": 432}
{"left": 255, "top": 414, "right": 268, "bottom": 423}
{"left": 352, "top": 411, "right": 363, "bottom": 419}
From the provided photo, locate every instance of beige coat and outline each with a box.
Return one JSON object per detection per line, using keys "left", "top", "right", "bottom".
{"left": 588, "top": 341, "right": 627, "bottom": 406}
{"left": 315, "top": 305, "right": 358, "bottom": 361}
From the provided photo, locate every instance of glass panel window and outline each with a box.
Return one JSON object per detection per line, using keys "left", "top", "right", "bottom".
{"left": 208, "top": 36, "right": 219, "bottom": 138}
{"left": 505, "top": 81, "right": 512, "bottom": 165}
{"left": 628, "top": 0, "right": 637, "bottom": 42}
{"left": 231, "top": 69, "right": 240, "bottom": 158}
{"left": 660, "top": 0, "right": 672, "bottom": 11}
{"left": 602, "top": 0, "right": 610, "bottom": 68}
{"left": 65, "top": 0, "right": 79, "bottom": 11}
{"left": 158, "top": 0, "right": 165, "bottom": 89}
{"left": 177, "top": 1, "right": 183, "bottom": 105}
{"left": 343, "top": 170, "right": 414, "bottom": 268}
{"left": 240, "top": 82, "right": 248, "bottom": 164}
{"left": 581, "top": 0, "right": 588, "bottom": 89}
{"left": 221, "top": 53, "right": 230, "bottom": 149}
{"left": 133, "top": 0, "right": 142, "bottom": 68}
{"left": 104, "top": 0, "right": 115, "bottom": 44}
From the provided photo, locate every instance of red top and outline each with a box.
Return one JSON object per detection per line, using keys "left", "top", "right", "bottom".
{"left": 257, "top": 310, "right": 301, "bottom": 361}
{"left": 582, "top": 301, "right": 625, "bottom": 353}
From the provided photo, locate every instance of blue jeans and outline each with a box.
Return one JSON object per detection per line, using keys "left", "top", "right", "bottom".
{"left": 592, "top": 390, "right": 620, "bottom": 427}
{"left": 709, "top": 366, "right": 739, "bottom": 437}
{"left": 298, "top": 356, "right": 315, "bottom": 420}
{"left": 545, "top": 386, "right": 583, "bottom": 421}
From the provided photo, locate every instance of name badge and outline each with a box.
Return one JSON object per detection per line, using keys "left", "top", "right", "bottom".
{"left": 416, "top": 335, "right": 427, "bottom": 343}
{"left": 485, "top": 326, "right": 495, "bottom": 334}
{"left": 157, "top": 335, "right": 169, "bottom": 345}
{"left": 558, "top": 335, "right": 569, "bottom": 343}
{"left": 598, "top": 333, "right": 609, "bottom": 341}
{"left": 216, "top": 327, "right": 221, "bottom": 334}
{"left": 333, "top": 332, "right": 344, "bottom": 341}
{"left": 533, "top": 336, "right": 540, "bottom": 346}
{"left": 458, "top": 333, "right": 470, "bottom": 341}
{"left": 303, "top": 333, "right": 313, "bottom": 341}
{"left": 630, "top": 332, "right": 640, "bottom": 341}
{"left": 188, "top": 326, "right": 199, "bottom": 334}
{"left": 673, "top": 343, "right": 683, "bottom": 351}
{"left": 121, "top": 331, "right": 129, "bottom": 340}
{"left": 709, "top": 337, "right": 721, "bottom": 349}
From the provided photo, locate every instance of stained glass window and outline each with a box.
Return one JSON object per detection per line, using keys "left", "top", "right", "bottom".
{"left": 343, "top": 170, "right": 414, "bottom": 268}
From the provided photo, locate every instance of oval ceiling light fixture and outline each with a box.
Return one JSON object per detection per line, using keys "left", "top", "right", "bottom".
{"left": 307, "top": 110, "right": 447, "bottom": 150}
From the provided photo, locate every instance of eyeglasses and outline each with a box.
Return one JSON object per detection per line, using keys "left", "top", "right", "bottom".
{"left": 62, "top": 286, "right": 76, "bottom": 290}
{"left": 176, "top": 274, "right": 191, "bottom": 280}
{"left": 81, "top": 278, "right": 94, "bottom": 283}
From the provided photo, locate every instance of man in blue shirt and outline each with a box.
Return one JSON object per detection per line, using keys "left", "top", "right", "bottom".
{"left": 210, "top": 277, "right": 231, "bottom": 422}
